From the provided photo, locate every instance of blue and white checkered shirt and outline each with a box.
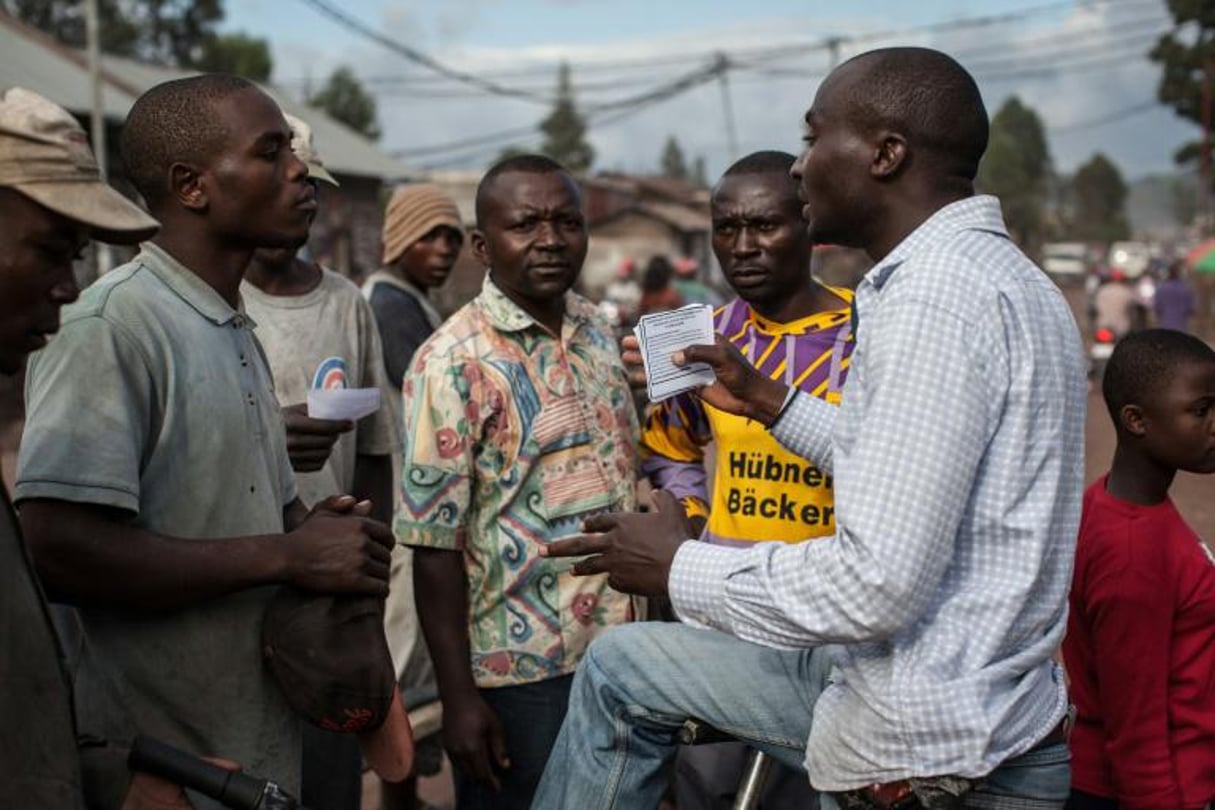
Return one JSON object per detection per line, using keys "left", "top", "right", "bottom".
{"left": 669, "top": 195, "right": 1087, "bottom": 791}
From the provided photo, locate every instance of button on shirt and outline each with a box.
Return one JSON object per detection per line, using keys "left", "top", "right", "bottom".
{"left": 16, "top": 243, "right": 301, "bottom": 805}
{"left": 397, "top": 276, "right": 638, "bottom": 689}
{"left": 669, "top": 196, "right": 1087, "bottom": 791}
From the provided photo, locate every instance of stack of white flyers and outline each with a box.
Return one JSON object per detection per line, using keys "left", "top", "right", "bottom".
{"left": 634, "top": 303, "right": 717, "bottom": 402}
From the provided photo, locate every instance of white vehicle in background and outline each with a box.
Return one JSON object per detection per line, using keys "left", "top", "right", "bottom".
{"left": 1042, "top": 241, "right": 1089, "bottom": 282}
{"left": 1107, "top": 241, "right": 1153, "bottom": 279}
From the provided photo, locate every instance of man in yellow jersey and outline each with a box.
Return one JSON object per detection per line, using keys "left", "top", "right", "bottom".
{"left": 640, "top": 150, "right": 852, "bottom": 808}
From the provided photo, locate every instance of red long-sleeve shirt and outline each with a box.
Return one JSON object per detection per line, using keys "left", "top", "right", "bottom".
{"left": 1063, "top": 477, "right": 1215, "bottom": 809}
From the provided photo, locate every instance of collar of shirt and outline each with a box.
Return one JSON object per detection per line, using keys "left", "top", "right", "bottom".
{"left": 136, "top": 242, "right": 252, "bottom": 328}
{"left": 478, "top": 273, "right": 595, "bottom": 337}
{"left": 861, "top": 195, "right": 1010, "bottom": 294}
{"left": 363, "top": 268, "right": 444, "bottom": 329}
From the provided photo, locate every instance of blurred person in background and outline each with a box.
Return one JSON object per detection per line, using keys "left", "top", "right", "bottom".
{"left": 638, "top": 254, "right": 684, "bottom": 316}
{"left": 1153, "top": 260, "right": 1197, "bottom": 333}
{"left": 672, "top": 255, "right": 722, "bottom": 307}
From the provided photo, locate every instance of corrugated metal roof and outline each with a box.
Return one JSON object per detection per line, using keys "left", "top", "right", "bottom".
{"left": 0, "top": 10, "right": 410, "bottom": 181}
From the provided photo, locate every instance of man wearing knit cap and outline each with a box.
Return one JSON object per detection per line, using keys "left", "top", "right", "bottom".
{"left": 0, "top": 85, "right": 211, "bottom": 809}
{"left": 242, "top": 113, "right": 397, "bottom": 810}
{"left": 364, "top": 181, "right": 465, "bottom": 809}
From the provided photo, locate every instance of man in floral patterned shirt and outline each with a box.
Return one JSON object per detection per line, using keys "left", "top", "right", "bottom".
{"left": 396, "top": 154, "right": 638, "bottom": 810}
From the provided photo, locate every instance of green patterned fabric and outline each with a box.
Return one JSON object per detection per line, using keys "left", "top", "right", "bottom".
{"left": 397, "top": 276, "right": 638, "bottom": 688}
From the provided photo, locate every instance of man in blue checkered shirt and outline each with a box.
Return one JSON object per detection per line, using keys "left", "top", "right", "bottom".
{"left": 535, "top": 47, "right": 1087, "bottom": 810}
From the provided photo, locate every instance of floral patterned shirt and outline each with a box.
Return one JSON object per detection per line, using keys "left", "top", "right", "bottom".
{"left": 397, "top": 275, "right": 638, "bottom": 688}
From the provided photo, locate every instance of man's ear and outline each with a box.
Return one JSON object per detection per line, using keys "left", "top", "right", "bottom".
{"left": 469, "top": 229, "right": 491, "bottom": 268}
{"left": 168, "top": 162, "right": 206, "bottom": 212}
{"left": 1119, "top": 403, "right": 1147, "bottom": 438}
{"left": 871, "top": 132, "right": 908, "bottom": 179}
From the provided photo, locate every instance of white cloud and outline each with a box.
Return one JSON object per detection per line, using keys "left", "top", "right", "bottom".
{"left": 268, "top": 0, "right": 1193, "bottom": 180}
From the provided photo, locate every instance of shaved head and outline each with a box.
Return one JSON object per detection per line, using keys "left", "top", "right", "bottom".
{"left": 120, "top": 74, "right": 261, "bottom": 210}
{"left": 830, "top": 47, "right": 989, "bottom": 181}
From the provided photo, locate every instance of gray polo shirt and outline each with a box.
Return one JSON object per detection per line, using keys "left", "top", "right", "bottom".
{"left": 16, "top": 242, "right": 301, "bottom": 805}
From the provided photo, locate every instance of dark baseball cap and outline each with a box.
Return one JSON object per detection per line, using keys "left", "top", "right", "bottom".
{"left": 263, "top": 589, "right": 395, "bottom": 731}
{"left": 262, "top": 589, "right": 415, "bottom": 780}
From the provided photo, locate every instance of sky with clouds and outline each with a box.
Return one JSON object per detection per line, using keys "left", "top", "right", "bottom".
{"left": 223, "top": 0, "right": 1198, "bottom": 181}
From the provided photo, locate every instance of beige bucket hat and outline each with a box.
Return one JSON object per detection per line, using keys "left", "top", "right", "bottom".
{"left": 0, "top": 87, "right": 159, "bottom": 244}
{"left": 285, "top": 112, "right": 339, "bottom": 187}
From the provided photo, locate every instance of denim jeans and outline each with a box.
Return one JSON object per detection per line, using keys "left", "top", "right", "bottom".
{"left": 531, "top": 623, "right": 1069, "bottom": 810}
{"left": 455, "top": 673, "right": 573, "bottom": 810}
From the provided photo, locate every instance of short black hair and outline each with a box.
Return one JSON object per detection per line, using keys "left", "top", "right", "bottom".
{"left": 120, "top": 74, "right": 260, "bottom": 210}
{"left": 1103, "top": 329, "right": 1215, "bottom": 424}
{"left": 834, "top": 47, "right": 989, "bottom": 181}
{"left": 722, "top": 150, "right": 796, "bottom": 178}
{"left": 715, "top": 150, "right": 802, "bottom": 216}
{"left": 475, "top": 153, "right": 570, "bottom": 227}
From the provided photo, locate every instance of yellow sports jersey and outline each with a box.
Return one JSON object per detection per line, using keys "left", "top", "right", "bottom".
{"left": 640, "top": 292, "right": 853, "bottom": 545}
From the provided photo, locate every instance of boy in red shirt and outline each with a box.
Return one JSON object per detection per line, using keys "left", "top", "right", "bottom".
{"left": 1064, "top": 328, "right": 1215, "bottom": 810}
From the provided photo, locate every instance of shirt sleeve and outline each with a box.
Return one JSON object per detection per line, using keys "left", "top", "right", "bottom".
{"left": 393, "top": 346, "right": 477, "bottom": 551}
{"left": 354, "top": 293, "right": 399, "bottom": 456}
{"left": 1084, "top": 536, "right": 1183, "bottom": 809}
{"left": 670, "top": 297, "right": 998, "bottom": 647}
{"left": 15, "top": 315, "right": 154, "bottom": 514}
{"left": 639, "top": 393, "right": 711, "bottom": 517}
{"left": 769, "top": 390, "right": 836, "bottom": 473}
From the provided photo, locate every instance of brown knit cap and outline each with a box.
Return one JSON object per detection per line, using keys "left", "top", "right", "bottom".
{"left": 381, "top": 183, "right": 463, "bottom": 265}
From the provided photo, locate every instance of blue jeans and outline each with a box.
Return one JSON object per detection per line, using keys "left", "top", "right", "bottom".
{"left": 531, "top": 623, "right": 1070, "bottom": 810}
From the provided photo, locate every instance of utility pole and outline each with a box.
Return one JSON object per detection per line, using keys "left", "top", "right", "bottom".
{"left": 86, "top": 0, "right": 112, "bottom": 277}
{"left": 1202, "top": 57, "right": 1213, "bottom": 233}
{"left": 714, "top": 52, "right": 740, "bottom": 163}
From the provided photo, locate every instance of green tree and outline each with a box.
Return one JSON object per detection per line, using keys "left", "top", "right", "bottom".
{"left": 1149, "top": 1, "right": 1215, "bottom": 187}
{"left": 2, "top": 0, "right": 224, "bottom": 66}
{"left": 2, "top": 0, "right": 272, "bottom": 77}
{"left": 309, "top": 66, "right": 381, "bottom": 141}
{"left": 1070, "top": 153, "right": 1130, "bottom": 242}
{"left": 977, "top": 96, "right": 1053, "bottom": 253}
{"left": 660, "top": 135, "right": 688, "bottom": 180}
{"left": 197, "top": 31, "right": 271, "bottom": 82}
{"left": 539, "top": 62, "right": 594, "bottom": 172}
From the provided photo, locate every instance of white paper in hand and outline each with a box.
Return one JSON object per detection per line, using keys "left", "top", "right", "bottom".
{"left": 635, "top": 304, "right": 716, "bottom": 402}
{"left": 307, "top": 388, "right": 381, "bottom": 421}
{"left": 305, "top": 356, "right": 381, "bottom": 421}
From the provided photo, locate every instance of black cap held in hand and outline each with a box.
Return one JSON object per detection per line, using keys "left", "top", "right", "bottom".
{"left": 262, "top": 589, "right": 395, "bottom": 733}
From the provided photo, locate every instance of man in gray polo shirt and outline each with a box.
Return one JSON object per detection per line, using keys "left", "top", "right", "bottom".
{"left": 15, "top": 75, "right": 394, "bottom": 809}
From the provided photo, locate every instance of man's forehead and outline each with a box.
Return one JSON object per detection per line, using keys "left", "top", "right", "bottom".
{"left": 490, "top": 171, "right": 579, "bottom": 208}
{"left": 213, "top": 88, "right": 289, "bottom": 143}
{"left": 713, "top": 175, "right": 795, "bottom": 213}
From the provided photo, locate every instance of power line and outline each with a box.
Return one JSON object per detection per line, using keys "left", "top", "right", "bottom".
{"left": 295, "top": 0, "right": 550, "bottom": 103}
{"left": 1049, "top": 99, "right": 1160, "bottom": 133}
{"left": 289, "top": 0, "right": 1120, "bottom": 99}
{"left": 332, "top": 0, "right": 1168, "bottom": 164}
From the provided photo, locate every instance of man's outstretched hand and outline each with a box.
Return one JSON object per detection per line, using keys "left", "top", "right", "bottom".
{"left": 620, "top": 334, "right": 789, "bottom": 425}
{"left": 540, "top": 490, "right": 694, "bottom": 598}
